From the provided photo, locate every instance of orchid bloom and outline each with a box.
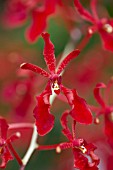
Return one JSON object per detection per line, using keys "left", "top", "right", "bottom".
{"left": 74, "top": 0, "right": 113, "bottom": 52}
{"left": 92, "top": 78, "right": 113, "bottom": 146}
{"left": 55, "top": 111, "right": 100, "bottom": 170}
{"left": 20, "top": 32, "right": 92, "bottom": 136}
{"left": 20, "top": 32, "right": 80, "bottom": 96}
{"left": 2, "top": 0, "right": 61, "bottom": 42}
{"left": 0, "top": 117, "right": 21, "bottom": 168}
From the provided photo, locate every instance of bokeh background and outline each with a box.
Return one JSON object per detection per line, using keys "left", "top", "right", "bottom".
{"left": 0, "top": 0, "right": 113, "bottom": 169}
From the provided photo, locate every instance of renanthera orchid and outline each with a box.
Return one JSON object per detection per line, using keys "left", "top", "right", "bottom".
{"left": 91, "top": 77, "right": 113, "bottom": 147}
{"left": 2, "top": 0, "right": 61, "bottom": 42}
{"left": 20, "top": 32, "right": 92, "bottom": 136}
{"left": 74, "top": 0, "right": 113, "bottom": 52}
{"left": 37, "top": 111, "right": 99, "bottom": 169}
{"left": 0, "top": 117, "right": 21, "bottom": 168}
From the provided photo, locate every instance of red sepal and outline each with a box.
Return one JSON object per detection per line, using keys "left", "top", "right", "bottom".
{"left": 26, "top": 9, "right": 47, "bottom": 43}
{"left": 61, "top": 86, "right": 93, "bottom": 124}
{"left": 42, "top": 32, "right": 56, "bottom": 74}
{"left": 74, "top": 0, "right": 95, "bottom": 23}
{"left": 94, "top": 83, "right": 106, "bottom": 108}
{"left": 57, "top": 50, "right": 80, "bottom": 75}
{"left": 20, "top": 63, "right": 50, "bottom": 78}
{"left": 60, "top": 111, "right": 73, "bottom": 141}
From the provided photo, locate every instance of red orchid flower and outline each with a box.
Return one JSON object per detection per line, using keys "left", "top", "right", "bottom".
{"left": 92, "top": 78, "right": 113, "bottom": 147}
{"left": 0, "top": 117, "right": 13, "bottom": 169}
{"left": 2, "top": 0, "right": 61, "bottom": 42}
{"left": 20, "top": 32, "right": 80, "bottom": 95}
{"left": 74, "top": 0, "right": 113, "bottom": 52}
{"left": 20, "top": 32, "right": 92, "bottom": 136}
{"left": 0, "top": 117, "right": 21, "bottom": 169}
{"left": 56, "top": 111, "right": 100, "bottom": 170}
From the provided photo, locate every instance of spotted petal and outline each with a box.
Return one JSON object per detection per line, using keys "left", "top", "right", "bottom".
{"left": 42, "top": 32, "right": 56, "bottom": 74}
{"left": 20, "top": 63, "right": 50, "bottom": 78}
{"left": 57, "top": 49, "right": 80, "bottom": 75}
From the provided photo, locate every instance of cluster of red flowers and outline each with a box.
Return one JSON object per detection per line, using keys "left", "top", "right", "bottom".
{"left": 1, "top": 0, "right": 113, "bottom": 170}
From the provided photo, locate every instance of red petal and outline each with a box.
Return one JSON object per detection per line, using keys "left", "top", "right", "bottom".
{"left": 0, "top": 146, "right": 13, "bottom": 169}
{"left": 26, "top": 9, "right": 47, "bottom": 42}
{"left": 42, "top": 32, "right": 56, "bottom": 74}
{"left": 0, "top": 117, "right": 8, "bottom": 140}
{"left": 104, "top": 114, "right": 113, "bottom": 147}
{"left": 60, "top": 111, "right": 73, "bottom": 141}
{"left": 25, "top": 0, "right": 58, "bottom": 42}
{"left": 74, "top": 0, "right": 95, "bottom": 23}
{"left": 57, "top": 50, "right": 80, "bottom": 75}
{"left": 73, "top": 149, "right": 88, "bottom": 169}
{"left": 90, "top": 0, "right": 99, "bottom": 21}
{"left": 61, "top": 86, "right": 93, "bottom": 124}
{"left": 94, "top": 83, "right": 106, "bottom": 108}
{"left": 98, "top": 19, "right": 113, "bottom": 52}
{"left": 33, "top": 85, "right": 55, "bottom": 136}
{"left": 45, "top": 0, "right": 58, "bottom": 15}
{"left": 20, "top": 63, "right": 50, "bottom": 78}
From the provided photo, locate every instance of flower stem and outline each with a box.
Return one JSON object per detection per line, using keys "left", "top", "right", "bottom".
{"left": 37, "top": 144, "right": 59, "bottom": 151}
{"left": 22, "top": 125, "right": 38, "bottom": 166}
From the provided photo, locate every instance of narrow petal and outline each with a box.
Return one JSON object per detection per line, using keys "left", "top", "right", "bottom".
{"left": 94, "top": 83, "right": 106, "bottom": 108}
{"left": 20, "top": 63, "right": 50, "bottom": 78}
{"left": 61, "top": 86, "right": 93, "bottom": 124}
{"left": 74, "top": 0, "right": 95, "bottom": 23}
{"left": 60, "top": 111, "right": 73, "bottom": 141}
{"left": 0, "top": 117, "right": 8, "bottom": 140}
{"left": 90, "top": 0, "right": 99, "bottom": 21}
{"left": 42, "top": 32, "right": 56, "bottom": 74}
{"left": 57, "top": 50, "right": 80, "bottom": 75}
{"left": 33, "top": 84, "right": 55, "bottom": 136}
{"left": 25, "top": 9, "right": 47, "bottom": 42}
{"left": 98, "top": 19, "right": 113, "bottom": 52}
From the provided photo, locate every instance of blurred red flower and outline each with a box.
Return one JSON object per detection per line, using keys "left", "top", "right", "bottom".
{"left": 2, "top": 0, "right": 61, "bottom": 42}
{"left": 74, "top": 0, "right": 113, "bottom": 52}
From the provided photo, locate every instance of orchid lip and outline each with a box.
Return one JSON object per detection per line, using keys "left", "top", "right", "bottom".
{"left": 78, "top": 145, "right": 87, "bottom": 154}
{"left": 52, "top": 80, "right": 60, "bottom": 91}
